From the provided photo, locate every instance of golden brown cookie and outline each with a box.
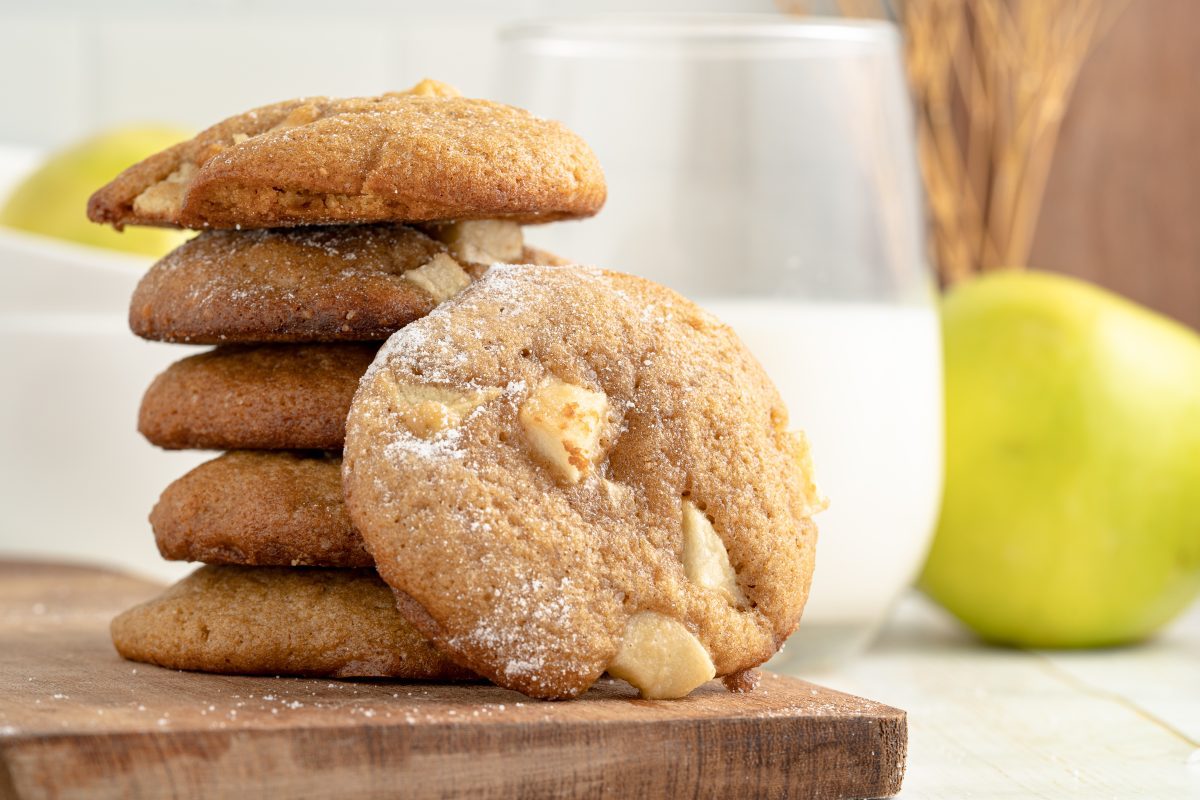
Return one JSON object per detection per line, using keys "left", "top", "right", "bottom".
{"left": 520, "top": 245, "right": 573, "bottom": 267}
{"left": 130, "top": 221, "right": 562, "bottom": 344}
{"left": 111, "top": 565, "right": 475, "bottom": 679}
{"left": 139, "top": 343, "right": 374, "bottom": 450}
{"left": 152, "top": 451, "right": 369, "bottom": 567}
{"left": 131, "top": 224, "right": 446, "bottom": 343}
{"left": 88, "top": 81, "right": 605, "bottom": 230}
{"left": 343, "top": 265, "right": 823, "bottom": 700}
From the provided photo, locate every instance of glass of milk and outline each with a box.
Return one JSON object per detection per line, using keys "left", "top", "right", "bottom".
{"left": 499, "top": 15, "right": 942, "bottom": 669}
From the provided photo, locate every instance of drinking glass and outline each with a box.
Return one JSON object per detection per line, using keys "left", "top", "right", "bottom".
{"left": 498, "top": 14, "right": 943, "bottom": 670}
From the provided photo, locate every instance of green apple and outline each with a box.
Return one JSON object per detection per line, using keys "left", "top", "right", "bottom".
{"left": 921, "top": 270, "right": 1200, "bottom": 647}
{"left": 0, "top": 125, "right": 192, "bottom": 257}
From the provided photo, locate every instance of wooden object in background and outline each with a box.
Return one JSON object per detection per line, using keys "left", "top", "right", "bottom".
{"left": 1030, "top": 0, "right": 1200, "bottom": 330}
{"left": 0, "top": 562, "right": 907, "bottom": 799}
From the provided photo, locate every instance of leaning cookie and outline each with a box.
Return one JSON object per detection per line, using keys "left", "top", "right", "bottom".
{"left": 343, "top": 264, "right": 823, "bottom": 700}
{"left": 88, "top": 79, "right": 605, "bottom": 230}
{"left": 111, "top": 566, "right": 475, "bottom": 679}
{"left": 139, "top": 343, "right": 374, "bottom": 450}
{"left": 152, "top": 451, "right": 369, "bottom": 568}
{"left": 130, "top": 221, "right": 563, "bottom": 344}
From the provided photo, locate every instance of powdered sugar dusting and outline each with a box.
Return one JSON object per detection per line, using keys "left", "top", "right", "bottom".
{"left": 344, "top": 262, "right": 804, "bottom": 698}
{"left": 137, "top": 223, "right": 451, "bottom": 343}
{"left": 383, "top": 421, "right": 467, "bottom": 462}
{"left": 449, "top": 574, "right": 586, "bottom": 684}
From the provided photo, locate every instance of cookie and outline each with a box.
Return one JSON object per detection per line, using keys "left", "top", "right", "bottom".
{"left": 139, "top": 343, "right": 374, "bottom": 450}
{"left": 87, "top": 80, "right": 605, "bottom": 231}
{"left": 519, "top": 245, "right": 573, "bottom": 268}
{"left": 130, "top": 221, "right": 563, "bottom": 344}
{"left": 111, "top": 565, "right": 475, "bottom": 679}
{"left": 152, "top": 451, "right": 369, "bottom": 568}
{"left": 131, "top": 224, "right": 447, "bottom": 343}
{"left": 343, "top": 265, "right": 823, "bottom": 700}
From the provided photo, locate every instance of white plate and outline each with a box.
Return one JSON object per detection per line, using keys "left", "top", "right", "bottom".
{"left": 0, "top": 228, "right": 204, "bottom": 581}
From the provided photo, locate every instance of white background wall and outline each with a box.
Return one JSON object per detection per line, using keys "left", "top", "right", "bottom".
{"left": 0, "top": 0, "right": 778, "bottom": 148}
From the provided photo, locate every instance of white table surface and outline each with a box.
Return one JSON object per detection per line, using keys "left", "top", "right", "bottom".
{"left": 802, "top": 592, "right": 1200, "bottom": 798}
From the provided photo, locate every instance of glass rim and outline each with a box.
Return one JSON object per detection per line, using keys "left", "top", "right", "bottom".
{"left": 501, "top": 13, "right": 900, "bottom": 50}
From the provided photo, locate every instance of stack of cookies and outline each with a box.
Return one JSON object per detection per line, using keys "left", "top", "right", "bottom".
{"left": 90, "top": 82, "right": 823, "bottom": 701}
{"left": 90, "top": 80, "right": 602, "bottom": 681}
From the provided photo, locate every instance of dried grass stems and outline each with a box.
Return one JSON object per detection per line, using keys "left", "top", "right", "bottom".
{"left": 782, "top": 0, "right": 1127, "bottom": 285}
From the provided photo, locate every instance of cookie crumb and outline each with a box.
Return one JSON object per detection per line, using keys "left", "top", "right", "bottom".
{"left": 722, "top": 668, "right": 761, "bottom": 694}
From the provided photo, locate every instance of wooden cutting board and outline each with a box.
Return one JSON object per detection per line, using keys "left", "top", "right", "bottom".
{"left": 0, "top": 561, "right": 906, "bottom": 800}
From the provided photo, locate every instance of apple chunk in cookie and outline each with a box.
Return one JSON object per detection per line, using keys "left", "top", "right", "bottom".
{"left": 607, "top": 612, "right": 716, "bottom": 700}
{"left": 423, "top": 220, "right": 526, "bottom": 266}
{"left": 343, "top": 264, "right": 821, "bottom": 700}
{"left": 519, "top": 378, "right": 610, "bottom": 483}
{"left": 682, "top": 500, "right": 749, "bottom": 608}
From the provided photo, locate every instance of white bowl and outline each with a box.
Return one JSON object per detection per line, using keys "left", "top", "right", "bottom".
{"left": 0, "top": 228, "right": 204, "bottom": 582}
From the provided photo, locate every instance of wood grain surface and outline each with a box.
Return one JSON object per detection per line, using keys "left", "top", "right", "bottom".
{"left": 0, "top": 561, "right": 906, "bottom": 800}
{"left": 1034, "top": 0, "right": 1200, "bottom": 330}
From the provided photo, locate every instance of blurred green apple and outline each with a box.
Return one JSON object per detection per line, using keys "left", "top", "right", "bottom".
{"left": 922, "top": 270, "right": 1200, "bottom": 647}
{"left": 0, "top": 125, "right": 192, "bottom": 257}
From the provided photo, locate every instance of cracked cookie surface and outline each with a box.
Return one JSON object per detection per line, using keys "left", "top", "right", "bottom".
{"left": 344, "top": 264, "right": 821, "bottom": 699}
{"left": 88, "top": 81, "right": 605, "bottom": 230}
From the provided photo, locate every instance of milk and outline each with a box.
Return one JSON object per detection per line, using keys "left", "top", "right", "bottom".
{"left": 700, "top": 299, "right": 943, "bottom": 667}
